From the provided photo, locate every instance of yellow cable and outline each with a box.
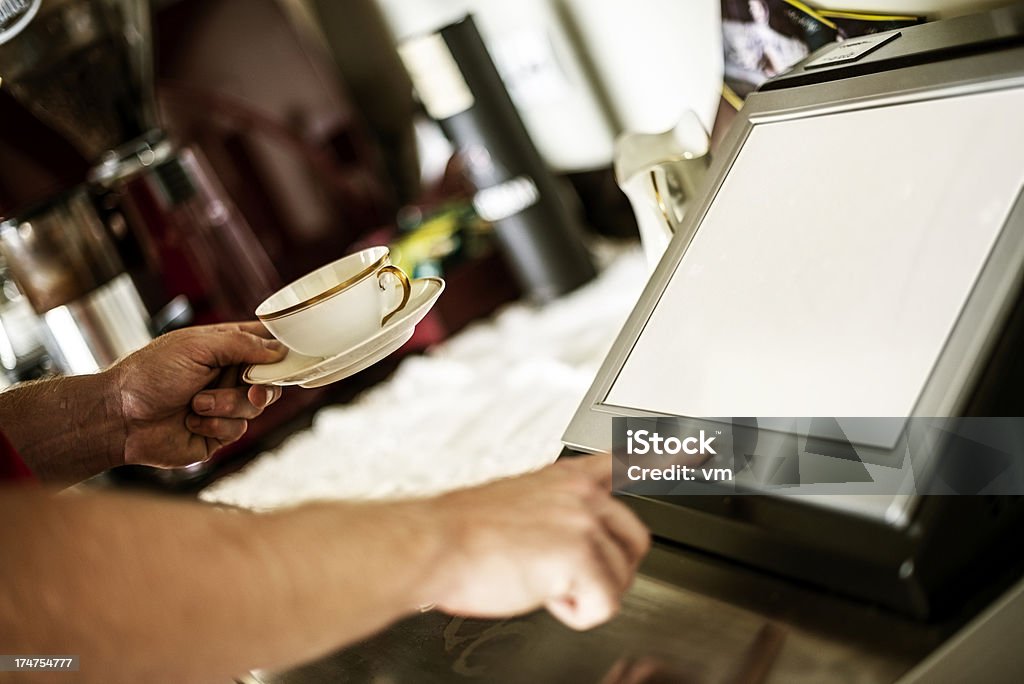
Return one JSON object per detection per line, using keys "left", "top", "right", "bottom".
{"left": 781, "top": 0, "right": 838, "bottom": 30}
{"left": 818, "top": 9, "right": 922, "bottom": 21}
{"left": 722, "top": 84, "right": 744, "bottom": 111}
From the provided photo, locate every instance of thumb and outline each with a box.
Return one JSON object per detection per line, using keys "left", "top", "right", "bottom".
{"left": 201, "top": 328, "right": 288, "bottom": 369}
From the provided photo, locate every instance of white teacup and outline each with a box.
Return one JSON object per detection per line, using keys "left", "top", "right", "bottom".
{"left": 255, "top": 246, "right": 411, "bottom": 357}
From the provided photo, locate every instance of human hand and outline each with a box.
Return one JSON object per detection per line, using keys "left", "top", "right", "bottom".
{"left": 110, "top": 322, "right": 288, "bottom": 468}
{"left": 424, "top": 455, "right": 650, "bottom": 630}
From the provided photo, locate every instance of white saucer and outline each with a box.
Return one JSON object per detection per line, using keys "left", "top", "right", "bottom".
{"left": 245, "top": 319, "right": 412, "bottom": 387}
{"left": 244, "top": 277, "right": 444, "bottom": 387}
{"left": 299, "top": 326, "right": 415, "bottom": 388}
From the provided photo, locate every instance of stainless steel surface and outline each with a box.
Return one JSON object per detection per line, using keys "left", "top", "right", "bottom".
{"left": 0, "top": 254, "right": 50, "bottom": 380}
{"left": 0, "top": 187, "right": 125, "bottom": 312}
{"left": 89, "top": 134, "right": 174, "bottom": 187}
{"left": 249, "top": 544, "right": 940, "bottom": 684}
{"left": 40, "top": 272, "right": 150, "bottom": 374}
{"left": 0, "top": 187, "right": 151, "bottom": 374}
{"left": 896, "top": 575, "right": 1024, "bottom": 684}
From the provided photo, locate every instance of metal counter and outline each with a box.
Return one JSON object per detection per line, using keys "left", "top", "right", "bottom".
{"left": 244, "top": 543, "right": 947, "bottom": 684}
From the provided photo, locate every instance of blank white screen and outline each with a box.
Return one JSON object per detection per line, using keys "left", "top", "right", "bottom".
{"left": 606, "top": 87, "right": 1024, "bottom": 418}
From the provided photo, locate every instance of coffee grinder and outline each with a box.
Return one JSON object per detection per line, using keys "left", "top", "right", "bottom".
{"left": 0, "top": 0, "right": 280, "bottom": 374}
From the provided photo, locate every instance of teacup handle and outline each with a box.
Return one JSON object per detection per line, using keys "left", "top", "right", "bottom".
{"left": 378, "top": 265, "right": 411, "bottom": 326}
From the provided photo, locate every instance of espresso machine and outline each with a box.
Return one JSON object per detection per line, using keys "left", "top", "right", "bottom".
{"left": 0, "top": 0, "right": 280, "bottom": 376}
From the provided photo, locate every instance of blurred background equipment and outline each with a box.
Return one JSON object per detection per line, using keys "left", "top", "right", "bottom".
{"left": 0, "top": 0, "right": 163, "bottom": 373}
{"left": 398, "top": 15, "right": 597, "bottom": 303}
{"left": 154, "top": 0, "right": 395, "bottom": 282}
{"left": 0, "top": 0, "right": 285, "bottom": 373}
{"left": 110, "top": 145, "right": 281, "bottom": 325}
{"left": 373, "top": 0, "right": 723, "bottom": 170}
{"left": 374, "top": 0, "right": 617, "bottom": 174}
{"left": 370, "top": 0, "right": 723, "bottom": 238}
{"left": 0, "top": 187, "right": 152, "bottom": 374}
{"left": 0, "top": 0, "right": 159, "bottom": 167}
{"left": 0, "top": 254, "right": 51, "bottom": 385}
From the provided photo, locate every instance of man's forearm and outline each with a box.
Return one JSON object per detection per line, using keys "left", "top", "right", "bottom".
{"left": 0, "top": 488, "right": 446, "bottom": 683}
{"left": 0, "top": 372, "right": 125, "bottom": 483}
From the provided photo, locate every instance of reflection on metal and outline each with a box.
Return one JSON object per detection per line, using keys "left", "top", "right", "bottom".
{"left": 249, "top": 546, "right": 925, "bottom": 683}
{"left": 43, "top": 306, "right": 100, "bottom": 374}
{"left": 725, "top": 623, "right": 786, "bottom": 684}
{"left": 0, "top": 188, "right": 151, "bottom": 375}
{"left": 0, "top": 317, "right": 15, "bottom": 372}
{"left": 41, "top": 274, "right": 150, "bottom": 374}
{"left": 0, "top": 189, "right": 125, "bottom": 314}
{"left": 0, "top": 254, "right": 50, "bottom": 380}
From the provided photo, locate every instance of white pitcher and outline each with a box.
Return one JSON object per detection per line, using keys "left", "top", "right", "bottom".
{"left": 615, "top": 112, "right": 712, "bottom": 271}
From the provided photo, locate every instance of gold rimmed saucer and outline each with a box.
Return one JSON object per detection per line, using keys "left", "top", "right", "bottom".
{"left": 244, "top": 277, "right": 444, "bottom": 387}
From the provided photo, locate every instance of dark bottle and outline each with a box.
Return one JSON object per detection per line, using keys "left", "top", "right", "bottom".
{"left": 399, "top": 15, "right": 596, "bottom": 303}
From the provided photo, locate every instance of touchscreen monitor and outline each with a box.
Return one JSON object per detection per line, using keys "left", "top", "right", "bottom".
{"left": 604, "top": 87, "right": 1024, "bottom": 426}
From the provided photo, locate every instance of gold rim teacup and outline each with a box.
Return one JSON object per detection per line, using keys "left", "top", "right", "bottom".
{"left": 255, "top": 246, "right": 412, "bottom": 357}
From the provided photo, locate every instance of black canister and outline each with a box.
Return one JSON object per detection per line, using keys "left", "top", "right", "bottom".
{"left": 399, "top": 15, "right": 596, "bottom": 303}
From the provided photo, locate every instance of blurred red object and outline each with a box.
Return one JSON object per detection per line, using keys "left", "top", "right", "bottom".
{"left": 155, "top": 0, "right": 395, "bottom": 281}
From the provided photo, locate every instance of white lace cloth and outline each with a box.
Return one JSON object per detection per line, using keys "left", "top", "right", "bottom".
{"left": 200, "top": 246, "right": 645, "bottom": 510}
